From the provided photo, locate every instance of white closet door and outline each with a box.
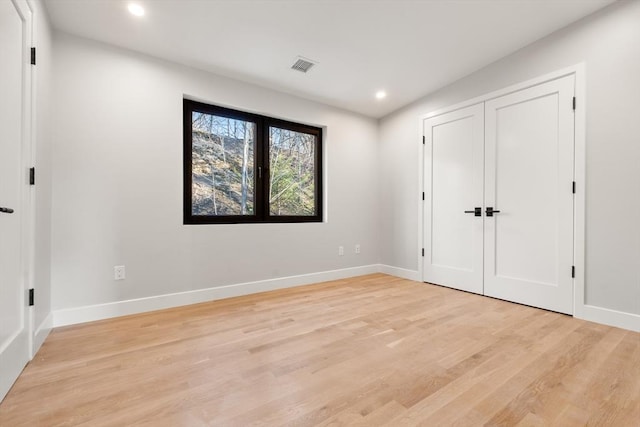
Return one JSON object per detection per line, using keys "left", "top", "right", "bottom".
{"left": 423, "top": 104, "right": 484, "bottom": 294}
{"left": 0, "top": 0, "right": 32, "bottom": 403}
{"left": 484, "top": 75, "right": 575, "bottom": 314}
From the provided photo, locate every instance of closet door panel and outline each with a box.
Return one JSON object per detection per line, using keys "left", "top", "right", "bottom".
{"left": 423, "top": 104, "right": 484, "bottom": 294}
{"left": 484, "top": 75, "right": 575, "bottom": 314}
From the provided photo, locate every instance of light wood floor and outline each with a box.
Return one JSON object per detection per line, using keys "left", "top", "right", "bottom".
{"left": 1, "top": 274, "right": 638, "bottom": 426}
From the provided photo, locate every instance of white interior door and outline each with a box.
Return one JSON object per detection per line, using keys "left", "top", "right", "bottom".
{"left": 0, "top": 0, "right": 32, "bottom": 402}
{"left": 484, "top": 75, "right": 575, "bottom": 314}
{"left": 423, "top": 104, "right": 484, "bottom": 294}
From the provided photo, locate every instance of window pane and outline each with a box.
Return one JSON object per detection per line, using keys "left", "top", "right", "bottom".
{"left": 269, "top": 126, "right": 317, "bottom": 216}
{"left": 191, "top": 112, "right": 255, "bottom": 216}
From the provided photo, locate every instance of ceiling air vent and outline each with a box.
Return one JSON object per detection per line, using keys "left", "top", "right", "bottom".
{"left": 291, "top": 57, "right": 316, "bottom": 73}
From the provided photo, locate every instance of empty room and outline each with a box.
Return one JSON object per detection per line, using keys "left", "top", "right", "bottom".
{"left": 1, "top": 0, "right": 639, "bottom": 425}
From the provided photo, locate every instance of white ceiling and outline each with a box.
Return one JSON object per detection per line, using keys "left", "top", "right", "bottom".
{"left": 43, "top": 0, "right": 615, "bottom": 118}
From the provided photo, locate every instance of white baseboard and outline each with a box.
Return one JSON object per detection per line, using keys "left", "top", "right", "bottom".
{"left": 378, "top": 264, "right": 421, "bottom": 281}
{"left": 575, "top": 304, "right": 640, "bottom": 332}
{"left": 33, "top": 312, "right": 53, "bottom": 355}
{"left": 51, "top": 263, "right": 639, "bottom": 333}
{"left": 53, "top": 265, "right": 380, "bottom": 328}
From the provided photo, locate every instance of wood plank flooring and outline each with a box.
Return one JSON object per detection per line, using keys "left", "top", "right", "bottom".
{"left": 0, "top": 274, "right": 638, "bottom": 426}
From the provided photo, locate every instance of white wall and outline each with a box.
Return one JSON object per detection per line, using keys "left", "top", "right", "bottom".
{"left": 50, "top": 33, "right": 379, "bottom": 316}
{"left": 33, "top": 0, "right": 54, "bottom": 351}
{"left": 379, "top": 1, "right": 640, "bottom": 322}
{"left": 49, "top": 1, "right": 638, "bottom": 329}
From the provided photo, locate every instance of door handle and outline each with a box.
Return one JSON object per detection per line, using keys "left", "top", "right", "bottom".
{"left": 486, "top": 207, "right": 501, "bottom": 217}
{"left": 464, "top": 207, "right": 482, "bottom": 217}
{"left": 0, "top": 207, "right": 15, "bottom": 214}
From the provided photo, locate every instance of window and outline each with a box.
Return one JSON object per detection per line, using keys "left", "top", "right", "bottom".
{"left": 183, "top": 99, "right": 323, "bottom": 224}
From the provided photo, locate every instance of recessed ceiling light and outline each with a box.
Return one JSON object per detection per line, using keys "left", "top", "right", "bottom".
{"left": 128, "top": 3, "right": 145, "bottom": 17}
{"left": 375, "top": 90, "right": 387, "bottom": 100}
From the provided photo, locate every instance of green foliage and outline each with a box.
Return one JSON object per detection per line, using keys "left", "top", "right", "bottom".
{"left": 269, "top": 127, "right": 316, "bottom": 216}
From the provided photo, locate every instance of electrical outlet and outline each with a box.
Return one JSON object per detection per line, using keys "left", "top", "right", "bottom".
{"left": 114, "top": 265, "right": 126, "bottom": 280}
{"left": 355, "top": 244, "right": 361, "bottom": 254}
{"left": 338, "top": 246, "right": 344, "bottom": 256}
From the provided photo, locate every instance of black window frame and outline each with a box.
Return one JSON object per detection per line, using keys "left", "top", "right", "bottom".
{"left": 183, "top": 99, "right": 323, "bottom": 224}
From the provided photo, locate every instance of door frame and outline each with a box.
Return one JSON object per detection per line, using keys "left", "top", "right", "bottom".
{"left": 17, "top": 0, "right": 35, "bottom": 357}
{"left": 418, "top": 63, "right": 586, "bottom": 316}
{"left": 24, "top": 0, "right": 37, "bottom": 357}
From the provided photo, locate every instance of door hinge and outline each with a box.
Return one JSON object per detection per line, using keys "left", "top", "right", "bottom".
{"left": 572, "top": 97, "right": 576, "bottom": 111}
{"left": 31, "top": 47, "right": 36, "bottom": 65}
{"left": 422, "top": 135, "right": 425, "bottom": 145}
{"left": 571, "top": 266, "right": 575, "bottom": 278}
{"left": 421, "top": 248, "right": 424, "bottom": 257}
{"left": 29, "top": 167, "right": 35, "bottom": 185}
{"left": 572, "top": 181, "right": 576, "bottom": 194}
{"left": 422, "top": 192, "right": 425, "bottom": 201}
{"left": 28, "top": 289, "right": 34, "bottom": 306}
